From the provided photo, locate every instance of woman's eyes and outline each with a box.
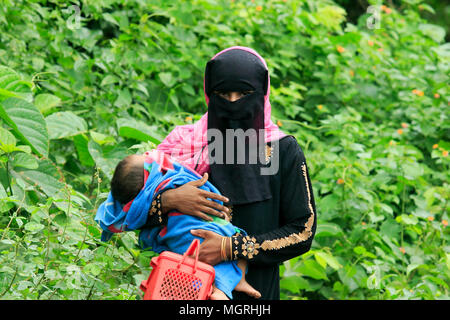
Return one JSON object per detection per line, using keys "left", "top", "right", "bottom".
{"left": 214, "top": 91, "right": 254, "bottom": 99}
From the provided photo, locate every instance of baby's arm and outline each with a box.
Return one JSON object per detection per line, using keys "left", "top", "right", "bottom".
{"left": 141, "top": 193, "right": 168, "bottom": 228}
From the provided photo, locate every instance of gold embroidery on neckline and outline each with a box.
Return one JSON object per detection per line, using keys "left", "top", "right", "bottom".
{"left": 260, "top": 162, "right": 315, "bottom": 251}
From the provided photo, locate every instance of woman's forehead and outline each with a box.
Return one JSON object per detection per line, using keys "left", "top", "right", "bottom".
{"left": 211, "top": 49, "right": 266, "bottom": 74}
{"left": 205, "top": 49, "right": 267, "bottom": 94}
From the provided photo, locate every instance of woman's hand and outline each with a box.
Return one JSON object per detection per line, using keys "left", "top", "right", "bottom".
{"left": 190, "top": 229, "right": 226, "bottom": 266}
{"left": 160, "top": 173, "right": 230, "bottom": 222}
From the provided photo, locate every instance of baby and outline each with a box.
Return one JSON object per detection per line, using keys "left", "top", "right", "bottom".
{"left": 100, "top": 151, "right": 260, "bottom": 300}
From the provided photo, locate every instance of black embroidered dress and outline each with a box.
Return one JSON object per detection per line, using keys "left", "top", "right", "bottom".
{"left": 143, "top": 135, "right": 317, "bottom": 300}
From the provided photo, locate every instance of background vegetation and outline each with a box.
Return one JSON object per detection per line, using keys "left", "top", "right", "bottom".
{"left": 0, "top": 0, "right": 448, "bottom": 300}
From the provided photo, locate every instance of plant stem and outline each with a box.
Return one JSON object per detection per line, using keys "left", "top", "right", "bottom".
{"left": 58, "top": 187, "right": 72, "bottom": 244}
{"left": 85, "top": 281, "right": 96, "bottom": 300}
{"left": 0, "top": 267, "right": 18, "bottom": 298}
{"left": 74, "top": 219, "right": 89, "bottom": 264}
{"left": 5, "top": 157, "right": 13, "bottom": 196}
{"left": 2, "top": 192, "right": 26, "bottom": 240}
{"left": 402, "top": 183, "right": 406, "bottom": 216}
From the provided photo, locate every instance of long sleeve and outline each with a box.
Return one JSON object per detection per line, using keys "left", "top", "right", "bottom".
{"left": 141, "top": 192, "right": 168, "bottom": 229}
{"left": 232, "top": 137, "right": 317, "bottom": 266}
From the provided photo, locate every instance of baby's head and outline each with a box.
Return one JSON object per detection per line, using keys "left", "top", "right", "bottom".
{"left": 111, "top": 154, "right": 145, "bottom": 204}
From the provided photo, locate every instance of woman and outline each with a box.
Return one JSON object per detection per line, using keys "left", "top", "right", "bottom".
{"left": 143, "top": 46, "right": 317, "bottom": 300}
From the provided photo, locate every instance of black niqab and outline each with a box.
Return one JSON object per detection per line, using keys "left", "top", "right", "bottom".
{"left": 205, "top": 49, "right": 272, "bottom": 205}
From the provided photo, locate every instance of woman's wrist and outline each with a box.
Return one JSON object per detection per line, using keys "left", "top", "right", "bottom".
{"left": 222, "top": 236, "right": 234, "bottom": 261}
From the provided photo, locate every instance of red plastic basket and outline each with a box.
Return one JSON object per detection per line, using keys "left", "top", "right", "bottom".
{"left": 140, "top": 239, "right": 215, "bottom": 300}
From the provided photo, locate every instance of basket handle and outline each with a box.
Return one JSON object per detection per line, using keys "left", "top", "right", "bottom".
{"left": 177, "top": 239, "right": 200, "bottom": 274}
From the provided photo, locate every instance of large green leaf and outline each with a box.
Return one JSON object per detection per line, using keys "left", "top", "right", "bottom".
{"left": 24, "top": 222, "right": 45, "bottom": 233}
{"left": 0, "top": 98, "right": 48, "bottom": 157}
{"left": 0, "top": 66, "right": 33, "bottom": 102}
{"left": 314, "top": 251, "right": 343, "bottom": 270}
{"left": 12, "top": 158, "right": 65, "bottom": 197}
{"left": 419, "top": 23, "right": 446, "bottom": 43}
{"left": 0, "top": 126, "right": 16, "bottom": 153}
{"left": 45, "top": 111, "right": 88, "bottom": 139}
{"left": 380, "top": 218, "right": 401, "bottom": 239}
{"left": 88, "top": 140, "right": 129, "bottom": 180}
{"left": 317, "top": 194, "right": 340, "bottom": 220}
{"left": 10, "top": 152, "right": 38, "bottom": 169}
{"left": 73, "top": 134, "right": 95, "bottom": 167}
{"left": 315, "top": 221, "right": 344, "bottom": 238}
{"left": 280, "top": 276, "right": 310, "bottom": 293}
{"left": 296, "top": 259, "right": 328, "bottom": 280}
{"left": 117, "top": 118, "right": 163, "bottom": 144}
{"left": 34, "top": 93, "right": 61, "bottom": 114}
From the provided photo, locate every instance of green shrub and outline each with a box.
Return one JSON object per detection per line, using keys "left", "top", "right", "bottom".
{"left": 0, "top": 0, "right": 448, "bottom": 299}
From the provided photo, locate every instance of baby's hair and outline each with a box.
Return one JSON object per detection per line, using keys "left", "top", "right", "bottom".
{"left": 111, "top": 155, "right": 144, "bottom": 204}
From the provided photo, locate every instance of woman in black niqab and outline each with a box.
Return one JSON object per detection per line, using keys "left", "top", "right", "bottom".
{"left": 205, "top": 48, "right": 271, "bottom": 205}
{"left": 152, "top": 47, "right": 317, "bottom": 300}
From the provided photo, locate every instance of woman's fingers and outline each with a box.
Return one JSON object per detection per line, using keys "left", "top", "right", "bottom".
{"left": 190, "top": 229, "right": 207, "bottom": 238}
{"left": 188, "top": 173, "right": 209, "bottom": 187}
{"left": 199, "top": 205, "right": 225, "bottom": 219}
{"left": 199, "top": 198, "right": 228, "bottom": 214}
{"left": 190, "top": 229, "right": 223, "bottom": 265}
{"left": 200, "top": 189, "right": 229, "bottom": 203}
{"left": 169, "top": 172, "right": 231, "bottom": 221}
{"left": 199, "top": 173, "right": 209, "bottom": 186}
{"left": 185, "top": 174, "right": 229, "bottom": 205}
{"left": 194, "top": 211, "right": 214, "bottom": 222}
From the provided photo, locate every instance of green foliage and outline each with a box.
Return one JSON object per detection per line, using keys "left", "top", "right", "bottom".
{"left": 0, "top": 0, "right": 448, "bottom": 300}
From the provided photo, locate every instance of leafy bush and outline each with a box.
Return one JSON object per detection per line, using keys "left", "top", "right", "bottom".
{"left": 0, "top": 0, "right": 448, "bottom": 299}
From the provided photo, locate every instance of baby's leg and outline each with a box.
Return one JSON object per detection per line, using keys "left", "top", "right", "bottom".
{"left": 209, "top": 284, "right": 230, "bottom": 300}
{"left": 233, "top": 260, "right": 261, "bottom": 299}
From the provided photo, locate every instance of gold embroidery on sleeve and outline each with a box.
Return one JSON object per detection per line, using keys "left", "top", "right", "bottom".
{"left": 241, "top": 236, "right": 260, "bottom": 259}
{"left": 260, "top": 162, "right": 315, "bottom": 251}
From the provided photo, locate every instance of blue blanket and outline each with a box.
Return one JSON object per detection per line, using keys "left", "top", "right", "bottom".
{"left": 95, "top": 150, "right": 244, "bottom": 298}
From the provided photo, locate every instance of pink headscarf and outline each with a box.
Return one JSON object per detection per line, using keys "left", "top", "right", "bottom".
{"left": 156, "top": 46, "right": 286, "bottom": 175}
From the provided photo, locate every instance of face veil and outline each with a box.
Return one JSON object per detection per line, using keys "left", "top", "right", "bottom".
{"left": 205, "top": 48, "right": 272, "bottom": 205}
